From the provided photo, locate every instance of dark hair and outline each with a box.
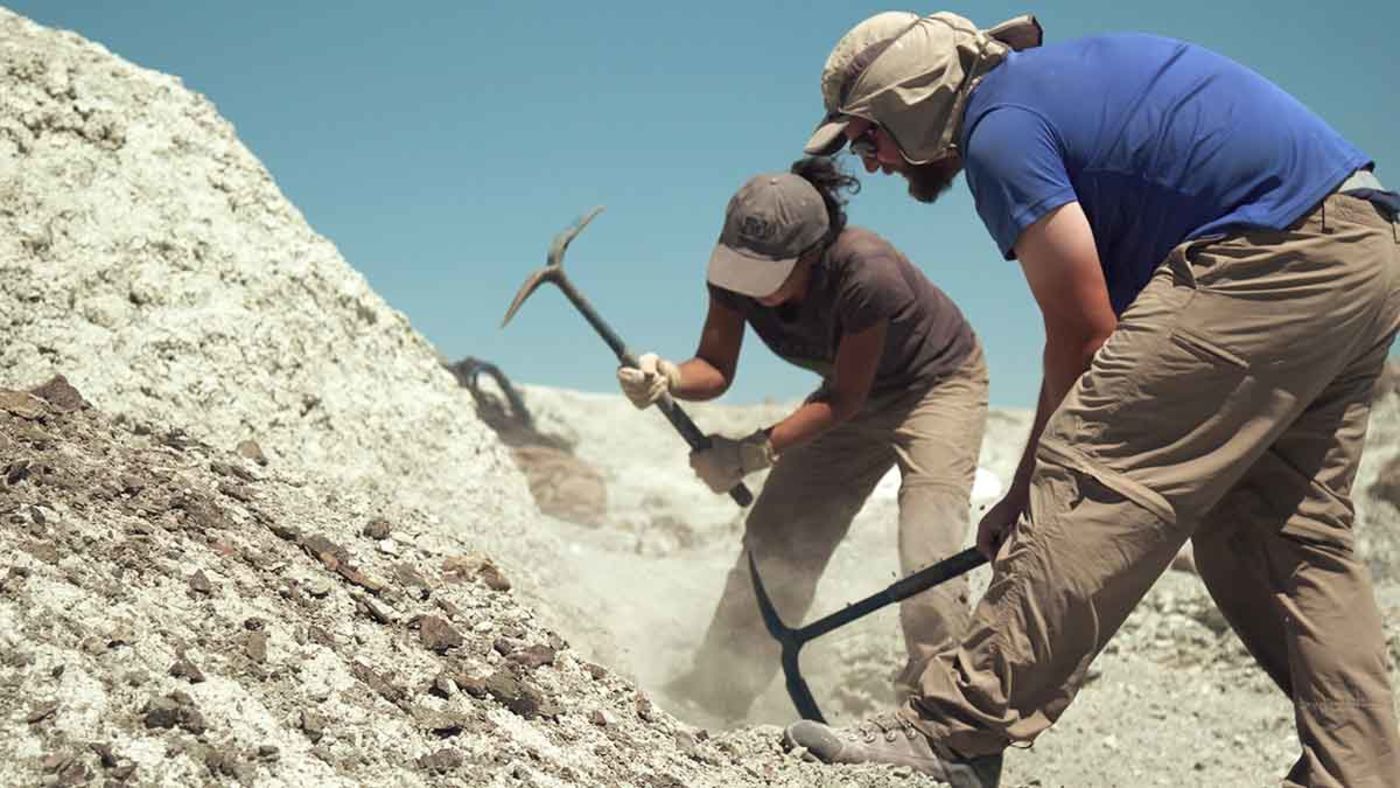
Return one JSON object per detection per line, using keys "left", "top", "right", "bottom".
{"left": 790, "top": 156, "right": 861, "bottom": 245}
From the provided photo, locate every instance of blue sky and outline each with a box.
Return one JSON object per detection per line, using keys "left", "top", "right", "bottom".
{"left": 12, "top": 1, "right": 1397, "bottom": 407}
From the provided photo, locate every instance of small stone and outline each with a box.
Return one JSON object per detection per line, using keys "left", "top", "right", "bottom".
{"left": 434, "top": 597, "right": 459, "bottom": 619}
{"left": 419, "top": 616, "right": 463, "bottom": 653}
{"left": 209, "top": 460, "right": 253, "bottom": 481}
{"left": 338, "top": 564, "right": 387, "bottom": 593}
{"left": 41, "top": 752, "right": 72, "bottom": 772}
{"left": 160, "top": 429, "right": 196, "bottom": 450}
{"left": 417, "top": 748, "right": 464, "bottom": 773}
{"left": 256, "top": 745, "right": 279, "bottom": 761}
{"left": 636, "top": 693, "right": 658, "bottom": 722}
{"left": 0, "top": 390, "right": 48, "bottom": 419}
{"left": 216, "top": 481, "right": 253, "bottom": 502}
{"left": 244, "top": 617, "right": 266, "bottom": 631}
{"left": 456, "top": 673, "right": 488, "bottom": 698}
{"left": 169, "top": 657, "right": 206, "bottom": 684}
{"left": 485, "top": 670, "right": 554, "bottom": 719}
{"left": 351, "top": 661, "right": 405, "bottom": 704}
{"left": 50, "top": 664, "right": 65, "bottom": 678}
{"left": 27, "top": 700, "right": 59, "bottom": 724}
{"left": 414, "top": 707, "right": 469, "bottom": 737}
{"left": 267, "top": 521, "right": 300, "bottom": 541}
{"left": 429, "top": 672, "right": 458, "bottom": 699}
{"left": 376, "top": 538, "right": 399, "bottom": 556}
{"left": 244, "top": 631, "right": 269, "bottom": 663}
{"left": 442, "top": 554, "right": 511, "bottom": 591}
{"left": 674, "top": 730, "right": 700, "bottom": 757}
{"left": 300, "top": 534, "right": 348, "bottom": 570}
{"left": 142, "top": 697, "right": 181, "bottom": 729}
{"left": 395, "top": 563, "right": 430, "bottom": 590}
{"left": 202, "top": 746, "right": 239, "bottom": 777}
{"left": 235, "top": 440, "right": 267, "bottom": 466}
{"left": 299, "top": 710, "right": 326, "bottom": 743}
{"left": 589, "top": 710, "right": 612, "bottom": 727}
{"left": 304, "top": 577, "right": 333, "bottom": 598}
{"left": 508, "top": 644, "right": 557, "bottom": 670}
{"left": 89, "top": 742, "right": 118, "bottom": 768}
{"left": 28, "top": 375, "right": 88, "bottom": 413}
{"left": 362, "top": 518, "right": 392, "bottom": 540}
{"left": 354, "top": 592, "right": 395, "bottom": 624}
{"left": 109, "top": 763, "right": 137, "bottom": 781}
{"left": 188, "top": 570, "right": 213, "bottom": 595}
{"left": 584, "top": 662, "right": 608, "bottom": 680}
{"left": 478, "top": 561, "right": 511, "bottom": 592}
{"left": 24, "top": 540, "right": 60, "bottom": 564}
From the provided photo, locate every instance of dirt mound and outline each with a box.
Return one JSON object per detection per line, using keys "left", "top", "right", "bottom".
{"left": 0, "top": 377, "right": 931, "bottom": 787}
{"left": 0, "top": 7, "right": 537, "bottom": 568}
{"left": 0, "top": 7, "right": 648, "bottom": 668}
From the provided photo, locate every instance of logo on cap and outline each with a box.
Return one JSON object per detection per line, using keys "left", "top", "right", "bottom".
{"left": 739, "top": 215, "right": 776, "bottom": 246}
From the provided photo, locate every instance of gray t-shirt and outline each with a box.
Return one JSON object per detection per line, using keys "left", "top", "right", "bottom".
{"left": 709, "top": 226, "right": 975, "bottom": 396}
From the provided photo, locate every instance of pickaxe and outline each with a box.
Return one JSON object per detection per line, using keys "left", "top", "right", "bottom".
{"left": 750, "top": 546, "right": 988, "bottom": 722}
{"left": 501, "top": 207, "right": 754, "bottom": 507}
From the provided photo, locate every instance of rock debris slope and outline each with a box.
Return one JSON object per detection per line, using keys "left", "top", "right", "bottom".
{"left": 0, "top": 7, "right": 534, "bottom": 573}
{"left": 0, "top": 378, "right": 914, "bottom": 787}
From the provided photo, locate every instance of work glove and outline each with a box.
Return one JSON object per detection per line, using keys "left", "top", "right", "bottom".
{"left": 617, "top": 353, "right": 681, "bottom": 409}
{"left": 690, "top": 429, "right": 775, "bottom": 493}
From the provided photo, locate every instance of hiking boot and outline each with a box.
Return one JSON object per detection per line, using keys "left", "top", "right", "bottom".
{"left": 784, "top": 711, "right": 1002, "bottom": 788}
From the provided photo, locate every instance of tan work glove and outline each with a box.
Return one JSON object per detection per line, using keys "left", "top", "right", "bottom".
{"left": 617, "top": 353, "right": 681, "bottom": 409}
{"left": 690, "top": 429, "right": 776, "bottom": 493}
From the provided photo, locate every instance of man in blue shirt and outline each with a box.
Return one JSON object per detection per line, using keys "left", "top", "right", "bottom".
{"left": 784, "top": 11, "right": 1400, "bottom": 786}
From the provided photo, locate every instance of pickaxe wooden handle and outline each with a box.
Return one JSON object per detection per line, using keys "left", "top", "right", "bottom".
{"left": 501, "top": 207, "right": 754, "bottom": 507}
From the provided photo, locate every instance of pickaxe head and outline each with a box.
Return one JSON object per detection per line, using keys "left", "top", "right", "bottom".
{"left": 500, "top": 206, "right": 605, "bottom": 328}
{"left": 748, "top": 549, "right": 827, "bottom": 722}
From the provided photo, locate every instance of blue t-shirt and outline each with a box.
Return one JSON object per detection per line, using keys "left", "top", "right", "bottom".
{"left": 960, "top": 33, "right": 1371, "bottom": 314}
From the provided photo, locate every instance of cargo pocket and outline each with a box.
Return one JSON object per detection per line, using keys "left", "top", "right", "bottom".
{"left": 1246, "top": 447, "right": 1357, "bottom": 555}
{"left": 1167, "top": 325, "right": 1249, "bottom": 371}
{"left": 1037, "top": 439, "right": 1176, "bottom": 528}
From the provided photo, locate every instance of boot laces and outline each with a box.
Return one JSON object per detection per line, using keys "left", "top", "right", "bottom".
{"left": 854, "top": 712, "right": 918, "bottom": 744}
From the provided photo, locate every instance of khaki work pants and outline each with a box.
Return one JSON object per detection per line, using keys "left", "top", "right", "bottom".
{"left": 685, "top": 343, "right": 989, "bottom": 719}
{"left": 911, "top": 194, "right": 1400, "bottom": 786}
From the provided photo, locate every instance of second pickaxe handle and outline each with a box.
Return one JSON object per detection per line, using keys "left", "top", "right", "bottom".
{"left": 557, "top": 277, "right": 755, "bottom": 507}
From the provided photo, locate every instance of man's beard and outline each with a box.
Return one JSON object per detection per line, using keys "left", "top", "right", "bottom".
{"left": 902, "top": 155, "right": 962, "bottom": 203}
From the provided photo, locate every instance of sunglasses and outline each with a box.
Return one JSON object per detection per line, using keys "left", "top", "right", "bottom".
{"left": 848, "top": 123, "right": 880, "bottom": 160}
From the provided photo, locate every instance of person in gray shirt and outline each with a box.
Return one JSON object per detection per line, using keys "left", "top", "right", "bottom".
{"left": 618, "top": 157, "right": 988, "bottom": 723}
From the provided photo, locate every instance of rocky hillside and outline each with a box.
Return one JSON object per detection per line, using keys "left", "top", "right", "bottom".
{"left": 0, "top": 377, "right": 925, "bottom": 786}
{"left": 0, "top": 8, "right": 535, "bottom": 578}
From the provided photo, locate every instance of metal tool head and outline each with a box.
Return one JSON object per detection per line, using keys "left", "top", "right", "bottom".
{"left": 500, "top": 206, "right": 605, "bottom": 328}
{"left": 748, "top": 549, "right": 826, "bottom": 722}
{"left": 749, "top": 545, "right": 987, "bottom": 723}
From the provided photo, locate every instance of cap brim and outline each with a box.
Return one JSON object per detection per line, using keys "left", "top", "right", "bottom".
{"left": 706, "top": 242, "right": 798, "bottom": 298}
{"left": 803, "top": 117, "right": 850, "bottom": 156}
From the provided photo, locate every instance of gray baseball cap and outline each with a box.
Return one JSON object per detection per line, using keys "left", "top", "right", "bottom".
{"left": 706, "top": 173, "right": 829, "bottom": 298}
